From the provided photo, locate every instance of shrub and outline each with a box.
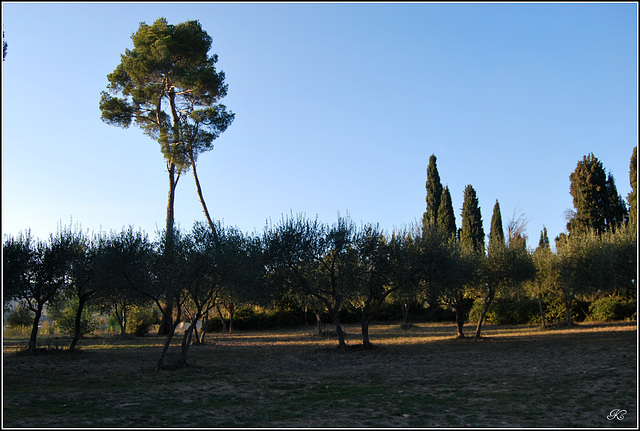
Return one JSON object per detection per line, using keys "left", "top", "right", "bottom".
{"left": 543, "top": 296, "right": 589, "bottom": 324}
{"left": 6, "top": 306, "right": 33, "bottom": 328}
{"left": 57, "top": 306, "right": 100, "bottom": 337}
{"left": 469, "top": 298, "right": 541, "bottom": 325}
{"left": 421, "top": 305, "right": 456, "bottom": 322}
{"left": 587, "top": 297, "right": 637, "bottom": 322}
{"left": 130, "top": 306, "right": 154, "bottom": 337}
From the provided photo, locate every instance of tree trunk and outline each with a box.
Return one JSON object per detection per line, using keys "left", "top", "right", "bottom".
{"left": 314, "top": 310, "right": 323, "bottom": 337}
{"left": 475, "top": 288, "right": 495, "bottom": 339}
{"left": 156, "top": 320, "right": 180, "bottom": 370}
{"left": 228, "top": 304, "right": 235, "bottom": 333}
{"left": 178, "top": 320, "right": 199, "bottom": 367}
{"left": 537, "top": 293, "right": 547, "bottom": 328}
{"left": 158, "top": 300, "right": 173, "bottom": 336}
{"left": 189, "top": 149, "right": 217, "bottom": 237}
{"left": 361, "top": 316, "right": 374, "bottom": 348}
{"left": 216, "top": 304, "right": 228, "bottom": 332}
{"left": 454, "top": 306, "right": 465, "bottom": 338}
{"left": 28, "top": 306, "right": 43, "bottom": 353}
{"left": 197, "top": 311, "right": 209, "bottom": 344}
{"left": 159, "top": 162, "right": 179, "bottom": 336}
{"left": 474, "top": 300, "right": 490, "bottom": 338}
{"left": 329, "top": 307, "right": 346, "bottom": 349}
{"left": 69, "top": 297, "right": 88, "bottom": 351}
{"left": 564, "top": 295, "right": 573, "bottom": 326}
{"left": 401, "top": 302, "right": 409, "bottom": 327}
{"left": 114, "top": 304, "right": 127, "bottom": 337}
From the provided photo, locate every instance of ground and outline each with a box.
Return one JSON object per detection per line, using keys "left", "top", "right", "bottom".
{"left": 2, "top": 321, "right": 637, "bottom": 428}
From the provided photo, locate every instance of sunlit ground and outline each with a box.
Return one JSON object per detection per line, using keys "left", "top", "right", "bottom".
{"left": 3, "top": 320, "right": 636, "bottom": 352}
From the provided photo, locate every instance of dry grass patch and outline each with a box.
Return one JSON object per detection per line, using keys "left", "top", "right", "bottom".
{"left": 3, "top": 321, "right": 637, "bottom": 428}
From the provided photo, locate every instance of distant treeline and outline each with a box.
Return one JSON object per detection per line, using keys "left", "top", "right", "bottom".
{"left": 3, "top": 148, "right": 637, "bottom": 369}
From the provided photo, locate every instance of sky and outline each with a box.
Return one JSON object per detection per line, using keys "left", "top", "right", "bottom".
{"left": 2, "top": 2, "right": 638, "bottom": 249}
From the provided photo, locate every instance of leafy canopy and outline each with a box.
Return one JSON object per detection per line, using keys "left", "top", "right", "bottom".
{"left": 99, "top": 18, "right": 234, "bottom": 170}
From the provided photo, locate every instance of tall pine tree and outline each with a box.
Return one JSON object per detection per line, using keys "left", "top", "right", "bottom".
{"left": 422, "top": 154, "right": 443, "bottom": 228}
{"left": 460, "top": 185, "right": 484, "bottom": 253}
{"left": 437, "top": 185, "right": 456, "bottom": 239}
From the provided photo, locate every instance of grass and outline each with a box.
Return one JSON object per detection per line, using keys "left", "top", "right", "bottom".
{"left": 2, "top": 321, "right": 637, "bottom": 428}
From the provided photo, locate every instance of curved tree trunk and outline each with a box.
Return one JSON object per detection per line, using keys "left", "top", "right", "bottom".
{"left": 69, "top": 296, "right": 88, "bottom": 351}
{"left": 189, "top": 149, "right": 217, "bottom": 238}
{"left": 28, "top": 305, "right": 44, "bottom": 353}
{"left": 475, "top": 287, "right": 495, "bottom": 338}
{"left": 361, "top": 316, "right": 374, "bottom": 348}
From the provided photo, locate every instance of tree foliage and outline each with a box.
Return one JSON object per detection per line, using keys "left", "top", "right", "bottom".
{"left": 423, "top": 154, "right": 443, "bottom": 228}
{"left": 628, "top": 146, "right": 637, "bottom": 228}
{"left": 567, "top": 153, "right": 627, "bottom": 234}
{"left": 459, "top": 184, "right": 484, "bottom": 253}
{"left": 437, "top": 186, "right": 456, "bottom": 240}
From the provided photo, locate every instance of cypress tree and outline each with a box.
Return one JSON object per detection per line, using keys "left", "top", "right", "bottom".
{"left": 437, "top": 186, "right": 456, "bottom": 239}
{"left": 422, "top": 154, "right": 443, "bottom": 228}
{"left": 538, "top": 226, "right": 550, "bottom": 250}
{"left": 568, "top": 153, "right": 628, "bottom": 234}
{"left": 628, "top": 146, "right": 637, "bottom": 227}
{"left": 488, "top": 200, "right": 504, "bottom": 250}
{"left": 460, "top": 185, "right": 484, "bottom": 253}
{"left": 604, "top": 173, "right": 628, "bottom": 230}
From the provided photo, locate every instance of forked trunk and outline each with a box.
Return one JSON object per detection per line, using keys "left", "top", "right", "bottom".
{"left": 178, "top": 320, "right": 199, "bottom": 367}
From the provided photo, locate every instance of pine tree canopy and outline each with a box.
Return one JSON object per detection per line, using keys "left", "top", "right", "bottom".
{"left": 99, "top": 18, "right": 234, "bottom": 170}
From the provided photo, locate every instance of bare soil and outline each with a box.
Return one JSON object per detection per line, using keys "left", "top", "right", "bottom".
{"left": 2, "top": 321, "right": 637, "bottom": 428}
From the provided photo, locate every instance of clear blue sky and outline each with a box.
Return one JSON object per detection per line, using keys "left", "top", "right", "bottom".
{"left": 2, "top": 2, "right": 637, "bottom": 248}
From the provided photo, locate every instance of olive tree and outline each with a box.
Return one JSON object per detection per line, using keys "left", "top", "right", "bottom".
{"left": 265, "top": 213, "right": 357, "bottom": 349}
{"left": 3, "top": 229, "right": 73, "bottom": 353}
